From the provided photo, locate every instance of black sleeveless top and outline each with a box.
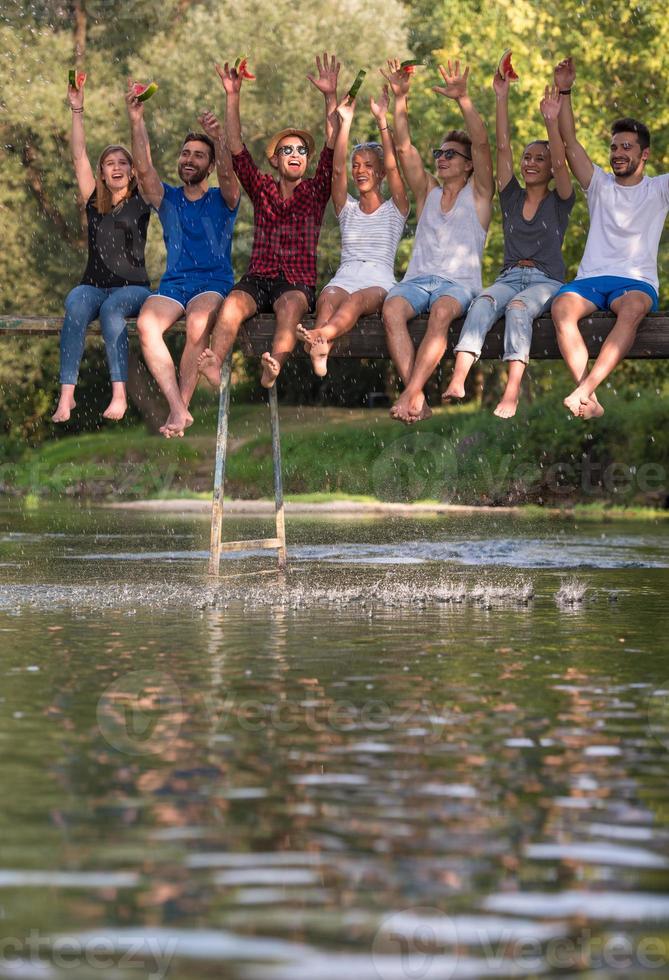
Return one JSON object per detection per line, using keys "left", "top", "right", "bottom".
{"left": 81, "top": 188, "right": 151, "bottom": 288}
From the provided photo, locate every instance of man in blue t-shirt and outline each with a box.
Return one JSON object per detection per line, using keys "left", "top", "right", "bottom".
{"left": 127, "top": 82, "right": 240, "bottom": 437}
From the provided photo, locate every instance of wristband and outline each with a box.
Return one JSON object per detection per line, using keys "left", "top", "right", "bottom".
{"left": 379, "top": 126, "right": 389, "bottom": 132}
{"left": 71, "top": 107, "right": 84, "bottom": 113}
{"left": 559, "top": 89, "right": 572, "bottom": 95}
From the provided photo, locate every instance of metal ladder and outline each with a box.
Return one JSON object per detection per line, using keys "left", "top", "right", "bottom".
{"left": 208, "top": 355, "right": 287, "bottom": 575}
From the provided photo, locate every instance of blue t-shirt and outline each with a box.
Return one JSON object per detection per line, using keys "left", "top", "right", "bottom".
{"left": 157, "top": 183, "right": 239, "bottom": 286}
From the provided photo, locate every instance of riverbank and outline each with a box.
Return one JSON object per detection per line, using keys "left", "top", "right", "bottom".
{"left": 1, "top": 397, "right": 667, "bottom": 510}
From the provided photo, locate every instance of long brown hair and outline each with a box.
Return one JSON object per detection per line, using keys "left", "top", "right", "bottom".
{"left": 94, "top": 144, "right": 137, "bottom": 214}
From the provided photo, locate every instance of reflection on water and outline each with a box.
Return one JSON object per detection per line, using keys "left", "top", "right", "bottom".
{"left": 0, "top": 505, "right": 668, "bottom": 979}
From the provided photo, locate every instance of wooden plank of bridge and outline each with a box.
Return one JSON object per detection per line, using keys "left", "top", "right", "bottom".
{"left": 2, "top": 313, "right": 669, "bottom": 358}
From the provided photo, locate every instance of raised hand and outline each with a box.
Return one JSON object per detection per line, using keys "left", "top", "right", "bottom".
{"left": 125, "top": 78, "right": 144, "bottom": 121}
{"left": 198, "top": 110, "right": 223, "bottom": 141}
{"left": 380, "top": 58, "right": 410, "bottom": 99}
{"left": 67, "top": 76, "right": 85, "bottom": 111}
{"left": 540, "top": 84, "right": 562, "bottom": 121}
{"left": 434, "top": 60, "right": 470, "bottom": 100}
{"left": 307, "top": 52, "right": 340, "bottom": 97}
{"left": 215, "top": 62, "right": 242, "bottom": 96}
{"left": 554, "top": 57, "right": 575, "bottom": 91}
{"left": 492, "top": 68, "right": 510, "bottom": 99}
{"left": 370, "top": 85, "right": 390, "bottom": 120}
{"left": 336, "top": 96, "right": 355, "bottom": 124}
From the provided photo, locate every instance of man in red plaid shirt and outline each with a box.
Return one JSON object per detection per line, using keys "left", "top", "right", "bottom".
{"left": 198, "top": 53, "right": 339, "bottom": 389}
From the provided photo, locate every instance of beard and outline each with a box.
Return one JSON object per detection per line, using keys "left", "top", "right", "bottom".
{"left": 178, "top": 162, "right": 209, "bottom": 185}
{"left": 611, "top": 158, "right": 639, "bottom": 178}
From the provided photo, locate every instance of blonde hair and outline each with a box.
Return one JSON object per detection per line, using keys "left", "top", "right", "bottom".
{"left": 94, "top": 144, "right": 136, "bottom": 214}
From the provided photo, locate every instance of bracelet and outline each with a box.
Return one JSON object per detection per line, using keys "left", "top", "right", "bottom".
{"left": 71, "top": 107, "right": 84, "bottom": 113}
{"left": 559, "top": 89, "right": 572, "bottom": 95}
{"left": 379, "top": 126, "right": 389, "bottom": 132}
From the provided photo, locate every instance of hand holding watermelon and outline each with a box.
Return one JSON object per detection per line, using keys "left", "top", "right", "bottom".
{"left": 496, "top": 50, "right": 519, "bottom": 83}
{"left": 215, "top": 63, "right": 243, "bottom": 96}
{"left": 67, "top": 69, "right": 86, "bottom": 110}
{"left": 379, "top": 59, "right": 411, "bottom": 99}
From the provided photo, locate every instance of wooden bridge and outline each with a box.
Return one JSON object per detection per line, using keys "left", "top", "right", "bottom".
{"left": 2, "top": 311, "right": 667, "bottom": 574}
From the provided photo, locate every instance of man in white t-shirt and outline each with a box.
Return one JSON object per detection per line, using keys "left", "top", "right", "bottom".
{"left": 551, "top": 57, "right": 669, "bottom": 419}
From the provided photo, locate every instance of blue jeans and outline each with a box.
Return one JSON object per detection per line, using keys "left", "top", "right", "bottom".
{"left": 454, "top": 266, "right": 562, "bottom": 364}
{"left": 60, "top": 284, "right": 151, "bottom": 384}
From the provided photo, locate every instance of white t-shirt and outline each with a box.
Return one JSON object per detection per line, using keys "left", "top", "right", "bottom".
{"left": 337, "top": 195, "right": 406, "bottom": 270}
{"left": 577, "top": 164, "right": 669, "bottom": 291}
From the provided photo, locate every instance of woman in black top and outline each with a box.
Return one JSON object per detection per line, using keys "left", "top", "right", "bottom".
{"left": 53, "top": 75, "right": 151, "bottom": 422}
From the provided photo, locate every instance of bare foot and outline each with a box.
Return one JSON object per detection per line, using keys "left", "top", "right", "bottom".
{"left": 52, "top": 394, "right": 76, "bottom": 423}
{"left": 442, "top": 381, "right": 465, "bottom": 403}
{"left": 309, "top": 334, "right": 331, "bottom": 377}
{"left": 197, "top": 347, "right": 223, "bottom": 388}
{"left": 102, "top": 393, "right": 127, "bottom": 421}
{"left": 408, "top": 402, "right": 433, "bottom": 423}
{"left": 392, "top": 390, "right": 429, "bottom": 424}
{"left": 578, "top": 396, "right": 605, "bottom": 420}
{"left": 260, "top": 352, "right": 281, "bottom": 388}
{"left": 563, "top": 386, "right": 588, "bottom": 416}
{"left": 296, "top": 323, "right": 312, "bottom": 353}
{"left": 159, "top": 409, "right": 194, "bottom": 439}
{"left": 493, "top": 394, "right": 519, "bottom": 419}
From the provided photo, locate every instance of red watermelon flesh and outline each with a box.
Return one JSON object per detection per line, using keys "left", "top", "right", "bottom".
{"left": 497, "top": 50, "right": 519, "bottom": 81}
{"left": 68, "top": 69, "right": 87, "bottom": 90}
{"left": 132, "top": 81, "right": 158, "bottom": 102}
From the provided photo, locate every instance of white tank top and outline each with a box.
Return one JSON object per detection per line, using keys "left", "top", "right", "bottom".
{"left": 404, "top": 182, "right": 487, "bottom": 291}
{"left": 338, "top": 195, "right": 407, "bottom": 270}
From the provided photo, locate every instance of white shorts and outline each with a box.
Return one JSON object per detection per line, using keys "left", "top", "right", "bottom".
{"left": 324, "top": 260, "right": 396, "bottom": 295}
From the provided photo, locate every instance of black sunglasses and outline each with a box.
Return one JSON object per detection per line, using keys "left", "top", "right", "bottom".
{"left": 277, "top": 144, "right": 309, "bottom": 156}
{"left": 432, "top": 147, "right": 471, "bottom": 161}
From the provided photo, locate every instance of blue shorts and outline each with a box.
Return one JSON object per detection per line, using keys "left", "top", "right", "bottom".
{"left": 385, "top": 274, "right": 475, "bottom": 317}
{"left": 554, "top": 276, "right": 659, "bottom": 313}
{"left": 156, "top": 276, "right": 232, "bottom": 310}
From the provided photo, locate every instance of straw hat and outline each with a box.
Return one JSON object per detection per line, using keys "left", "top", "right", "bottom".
{"left": 265, "top": 127, "right": 315, "bottom": 160}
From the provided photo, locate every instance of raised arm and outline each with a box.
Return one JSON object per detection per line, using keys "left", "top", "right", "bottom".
{"left": 215, "top": 62, "right": 243, "bottom": 156}
{"left": 126, "top": 80, "right": 163, "bottom": 208}
{"left": 380, "top": 59, "right": 432, "bottom": 209}
{"left": 331, "top": 97, "right": 354, "bottom": 214}
{"left": 307, "top": 52, "right": 340, "bottom": 149}
{"left": 540, "top": 84, "right": 573, "bottom": 200}
{"left": 370, "top": 84, "right": 409, "bottom": 216}
{"left": 434, "top": 61, "right": 495, "bottom": 204}
{"left": 492, "top": 69, "right": 513, "bottom": 191}
{"left": 67, "top": 77, "right": 95, "bottom": 200}
{"left": 198, "top": 110, "right": 240, "bottom": 210}
{"left": 554, "top": 57, "right": 593, "bottom": 189}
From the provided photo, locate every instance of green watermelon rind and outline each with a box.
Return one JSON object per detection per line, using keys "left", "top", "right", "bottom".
{"left": 134, "top": 82, "right": 158, "bottom": 102}
{"left": 347, "top": 69, "right": 367, "bottom": 101}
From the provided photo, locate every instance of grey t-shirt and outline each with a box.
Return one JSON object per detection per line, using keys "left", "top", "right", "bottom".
{"left": 500, "top": 175, "right": 575, "bottom": 282}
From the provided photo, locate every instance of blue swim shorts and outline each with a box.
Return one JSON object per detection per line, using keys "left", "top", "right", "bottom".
{"left": 155, "top": 276, "right": 232, "bottom": 310}
{"left": 385, "top": 274, "right": 475, "bottom": 316}
{"left": 554, "top": 275, "right": 658, "bottom": 313}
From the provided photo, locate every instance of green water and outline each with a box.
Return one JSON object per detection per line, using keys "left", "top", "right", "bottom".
{"left": 0, "top": 504, "right": 668, "bottom": 979}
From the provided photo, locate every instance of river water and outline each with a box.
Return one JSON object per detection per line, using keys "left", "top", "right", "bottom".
{"left": 0, "top": 504, "right": 668, "bottom": 979}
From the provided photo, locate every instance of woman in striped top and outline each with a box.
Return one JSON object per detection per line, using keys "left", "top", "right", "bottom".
{"left": 297, "top": 86, "right": 409, "bottom": 376}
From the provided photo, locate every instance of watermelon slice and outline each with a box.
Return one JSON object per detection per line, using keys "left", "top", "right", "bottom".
{"left": 400, "top": 59, "right": 421, "bottom": 75}
{"left": 68, "top": 69, "right": 86, "bottom": 91}
{"left": 347, "top": 69, "right": 366, "bottom": 101}
{"left": 233, "top": 56, "right": 255, "bottom": 80}
{"left": 497, "top": 49, "right": 519, "bottom": 81}
{"left": 132, "top": 81, "right": 158, "bottom": 102}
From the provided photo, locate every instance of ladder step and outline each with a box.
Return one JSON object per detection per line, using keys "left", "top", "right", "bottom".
{"left": 219, "top": 537, "right": 283, "bottom": 552}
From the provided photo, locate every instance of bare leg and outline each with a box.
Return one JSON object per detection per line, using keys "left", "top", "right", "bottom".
{"left": 298, "top": 287, "right": 385, "bottom": 377}
{"left": 179, "top": 292, "right": 223, "bottom": 407}
{"left": 443, "top": 351, "right": 476, "bottom": 401}
{"left": 494, "top": 361, "right": 526, "bottom": 419}
{"left": 551, "top": 292, "right": 603, "bottom": 418}
{"left": 52, "top": 384, "right": 77, "bottom": 423}
{"left": 383, "top": 295, "right": 418, "bottom": 420}
{"left": 567, "top": 291, "right": 651, "bottom": 417}
{"left": 198, "top": 290, "right": 258, "bottom": 388}
{"left": 393, "top": 296, "right": 461, "bottom": 422}
{"left": 102, "top": 381, "right": 128, "bottom": 421}
{"left": 261, "top": 290, "right": 309, "bottom": 388}
{"left": 136, "top": 295, "right": 189, "bottom": 438}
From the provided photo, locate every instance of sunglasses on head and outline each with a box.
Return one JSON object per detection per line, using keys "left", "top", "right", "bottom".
{"left": 277, "top": 144, "right": 309, "bottom": 156}
{"left": 432, "top": 147, "right": 471, "bottom": 161}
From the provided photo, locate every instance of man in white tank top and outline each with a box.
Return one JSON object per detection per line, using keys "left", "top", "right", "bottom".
{"left": 551, "top": 57, "right": 669, "bottom": 420}
{"left": 381, "top": 59, "right": 494, "bottom": 422}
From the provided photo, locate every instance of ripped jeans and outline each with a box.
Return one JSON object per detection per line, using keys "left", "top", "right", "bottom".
{"left": 454, "top": 266, "right": 563, "bottom": 364}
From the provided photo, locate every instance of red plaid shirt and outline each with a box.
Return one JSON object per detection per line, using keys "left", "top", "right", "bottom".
{"left": 232, "top": 143, "right": 334, "bottom": 286}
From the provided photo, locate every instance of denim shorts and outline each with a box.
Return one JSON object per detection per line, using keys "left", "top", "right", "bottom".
{"left": 385, "top": 274, "right": 475, "bottom": 316}
{"left": 156, "top": 276, "right": 233, "bottom": 310}
{"left": 554, "top": 276, "right": 659, "bottom": 313}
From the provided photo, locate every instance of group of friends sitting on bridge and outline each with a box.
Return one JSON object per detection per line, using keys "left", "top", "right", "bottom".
{"left": 53, "top": 53, "right": 669, "bottom": 435}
